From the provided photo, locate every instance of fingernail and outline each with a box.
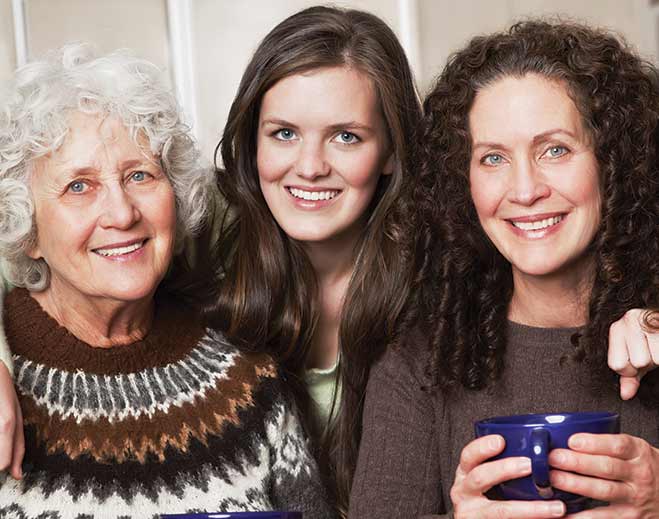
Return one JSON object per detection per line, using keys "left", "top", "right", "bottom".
{"left": 553, "top": 451, "right": 566, "bottom": 464}
{"left": 518, "top": 458, "right": 531, "bottom": 471}
{"left": 549, "top": 502, "right": 565, "bottom": 516}
{"left": 570, "top": 436, "right": 584, "bottom": 449}
{"left": 489, "top": 436, "right": 501, "bottom": 450}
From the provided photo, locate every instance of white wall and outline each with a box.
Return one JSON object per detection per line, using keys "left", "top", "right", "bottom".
{"left": 191, "top": 0, "right": 402, "bottom": 165}
{"left": 0, "top": 0, "right": 16, "bottom": 81}
{"left": 2, "top": 0, "right": 658, "bottom": 161}
{"left": 417, "top": 0, "right": 657, "bottom": 94}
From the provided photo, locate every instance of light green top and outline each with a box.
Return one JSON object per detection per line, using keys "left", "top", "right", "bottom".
{"left": 305, "top": 360, "right": 341, "bottom": 432}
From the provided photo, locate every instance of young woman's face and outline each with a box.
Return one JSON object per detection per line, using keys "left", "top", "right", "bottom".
{"left": 256, "top": 66, "right": 393, "bottom": 246}
{"left": 468, "top": 74, "right": 601, "bottom": 279}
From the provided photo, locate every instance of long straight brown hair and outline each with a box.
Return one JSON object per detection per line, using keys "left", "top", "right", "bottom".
{"left": 206, "top": 6, "right": 421, "bottom": 515}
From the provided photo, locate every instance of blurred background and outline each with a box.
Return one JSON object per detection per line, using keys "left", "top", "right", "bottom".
{"left": 2, "top": 0, "right": 658, "bottom": 163}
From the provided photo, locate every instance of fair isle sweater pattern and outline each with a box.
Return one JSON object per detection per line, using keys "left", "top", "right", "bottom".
{"left": 0, "top": 289, "right": 331, "bottom": 519}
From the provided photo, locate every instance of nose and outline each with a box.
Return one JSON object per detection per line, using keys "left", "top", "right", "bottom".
{"left": 507, "top": 157, "right": 551, "bottom": 206}
{"left": 98, "top": 185, "right": 141, "bottom": 229}
{"left": 295, "top": 140, "right": 330, "bottom": 179}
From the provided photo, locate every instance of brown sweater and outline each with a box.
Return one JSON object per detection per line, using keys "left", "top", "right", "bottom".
{"left": 349, "top": 322, "right": 659, "bottom": 518}
{"left": 1, "top": 288, "right": 333, "bottom": 518}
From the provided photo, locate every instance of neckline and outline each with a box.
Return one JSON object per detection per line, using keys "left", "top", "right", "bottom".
{"left": 507, "top": 319, "right": 584, "bottom": 346}
{"left": 4, "top": 288, "right": 205, "bottom": 374}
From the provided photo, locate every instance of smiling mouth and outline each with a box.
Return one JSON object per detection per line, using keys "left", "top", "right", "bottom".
{"left": 287, "top": 187, "right": 341, "bottom": 201}
{"left": 509, "top": 215, "right": 565, "bottom": 231}
{"left": 93, "top": 240, "right": 147, "bottom": 257}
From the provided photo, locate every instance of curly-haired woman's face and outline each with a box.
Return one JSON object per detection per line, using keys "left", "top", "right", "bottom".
{"left": 468, "top": 74, "right": 601, "bottom": 281}
{"left": 256, "top": 66, "right": 393, "bottom": 249}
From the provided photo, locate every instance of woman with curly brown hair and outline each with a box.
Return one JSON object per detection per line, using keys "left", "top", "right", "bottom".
{"left": 350, "top": 20, "right": 659, "bottom": 518}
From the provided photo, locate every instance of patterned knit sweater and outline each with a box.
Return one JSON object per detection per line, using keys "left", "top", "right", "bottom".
{"left": 0, "top": 289, "right": 333, "bottom": 519}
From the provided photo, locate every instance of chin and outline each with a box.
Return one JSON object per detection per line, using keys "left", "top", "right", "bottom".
{"left": 100, "top": 282, "right": 159, "bottom": 303}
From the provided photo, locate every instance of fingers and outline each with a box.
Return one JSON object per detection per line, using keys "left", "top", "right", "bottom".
{"left": 457, "top": 435, "right": 506, "bottom": 476}
{"left": 647, "top": 320, "right": 659, "bottom": 366}
{"left": 9, "top": 398, "right": 24, "bottom": 480}
{"left": 0, "top": 362, "right": 16, "bottom": 473}
{"left": 567, "top": 433, "right": 639, "bottom": 460}
{"left": 550, "top": 469, "right": 631, "bottom": 503}
{"left": 566, "top": 503, "right": 639, "bottom": 518}
{"left": 0, "top": 410, "right": 14, "bottom": 471}
{"left": 549, "top": 448, "right": 629, "bottom": 482}
{"left": 618, "top": 375, "right": 641, "bottom": 401}
{"left": 486, "top": 500, "right": 566, "bottom": 518}
{"left": 608, "top": 317, "right": 641, "bottom": 377}
{"left": 608, "top": 308, "right": 659, "bottom": 400}
{"left": 462, "top": 457, "right": 532, "bottom": 495}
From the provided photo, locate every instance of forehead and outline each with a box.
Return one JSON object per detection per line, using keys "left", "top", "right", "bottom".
{"left": 259, "top": 66, "right": 380, "bottom": 122}
{"left": 469, "top": 74, "right": 587, "bottom": 141}
{"left": 39, "top": 112, "right": 154, "bottom": 172}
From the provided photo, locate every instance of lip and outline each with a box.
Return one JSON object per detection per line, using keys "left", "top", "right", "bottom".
{"left": 91, "top": 238, "right": 149, "bottom": 261}
{"left": 285, "top": 185, "right": 342, "bottom": 210}
{"left": 506, "top": 211, "right": 567, "bottom": 223}
{"left": 505, "top": 212, "right": 568, "bottom": 239}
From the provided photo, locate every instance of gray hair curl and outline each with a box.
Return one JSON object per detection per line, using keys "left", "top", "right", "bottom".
{"left": 0, "top": 43, "right": 213, "bottom": 291}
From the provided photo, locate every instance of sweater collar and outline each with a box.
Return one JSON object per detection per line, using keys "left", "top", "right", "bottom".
{"left": 4, "top": 288, "right": 205, "bottom": 374}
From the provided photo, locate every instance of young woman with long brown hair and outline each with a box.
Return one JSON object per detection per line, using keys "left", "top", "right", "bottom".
{"left": 206, "top": 6, "right": 421, "bottom": 515}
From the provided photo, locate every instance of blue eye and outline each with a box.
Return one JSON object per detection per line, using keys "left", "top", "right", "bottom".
{"left": 274, "top": 128, "right": 296, "bottom": 141}
{"left": 546, "top": 145, "right": 568, "bottom": 158}
{"left": 68, "top": 180, "right": 87, "bottom": 193}
{"left": 482, "top": 153, "right": 504, "bottom": 166}
{"left": 131, "top": 171, "right": 147, "bottom": 182}
{"left": 335, "top": 131, "right": 359, "bottom": 145}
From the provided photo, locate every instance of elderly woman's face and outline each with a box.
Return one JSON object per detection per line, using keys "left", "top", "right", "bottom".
{"left": 28, "top": 112, "right": 176, "bottom": 304}
{"left": 468, "top": 74, "right": 601, "bottom": 280}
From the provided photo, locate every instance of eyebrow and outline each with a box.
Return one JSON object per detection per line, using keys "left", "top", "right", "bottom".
{"left": 59, "top": 159, "right": 149, "bottom": 178}
{"left": 260, "top": 118, "right": 374, "bottom": 133}
{"left": 472, "top": 128, "right": 579, "bottom": 151}
{"left": 532, "top": 128, "right": 578, "bottom": 144}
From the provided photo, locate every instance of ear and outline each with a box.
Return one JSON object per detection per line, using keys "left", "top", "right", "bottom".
{"left": 26, "top": 240, "right": 42, "bottom": 261}
{"left": 382, "top": 153, "right": 396, "bottom": 176}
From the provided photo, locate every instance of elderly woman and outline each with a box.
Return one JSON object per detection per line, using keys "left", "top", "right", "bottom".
{"left": 0, "top": 44, "right": 331, "bottom": 518}
{"left": 350, "top": 20, "right": 659, "bottom": 518}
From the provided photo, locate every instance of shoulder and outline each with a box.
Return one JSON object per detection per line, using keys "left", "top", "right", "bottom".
{"left": 201, "top": 328, "right": 279, "bottom": 378}
{"left": 371, "top": 325, "right": 432, "bottom": 387}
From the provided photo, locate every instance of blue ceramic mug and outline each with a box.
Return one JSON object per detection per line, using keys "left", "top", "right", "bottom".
{"left": 475, "top": 411, "right": 620, "bottom": 513}
{"left": 160, "top": 513, "right": 302, "bottom": 518}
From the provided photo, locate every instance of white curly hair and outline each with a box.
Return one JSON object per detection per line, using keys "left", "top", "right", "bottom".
{"left": 0, "top": 43, "right": 214, "bottom": 291}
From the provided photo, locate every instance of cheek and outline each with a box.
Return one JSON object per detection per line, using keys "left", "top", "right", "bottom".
{"left": 33, "top": 203, "right": 94, "bottom": 258}
{"left": 469, "top": 171, "right": 499, "bottom": 219}
{"left": 152, "top": 188, "right": 177, "bottom": 242}
{"left": 556, "top": 162, "right": 601, "bottom": 212}
{"left": 338, "top": 149, "right": 385, "bottom": 189}
{"left": 256, "top": 139, "right": 289, "bottom": 183}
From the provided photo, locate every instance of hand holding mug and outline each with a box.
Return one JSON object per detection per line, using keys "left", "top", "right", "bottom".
{"left": 450, "top": 434, "right": 566, "bottom": 518}
{"left": 549, "top": 433, "right": 659, "bottom": 518}
{"left": 473, "top": 412, "right": 620, "bottom": 514}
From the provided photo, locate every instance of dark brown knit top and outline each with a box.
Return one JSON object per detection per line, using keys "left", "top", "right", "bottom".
{"left": 349, "top": 321, "right": 658, "bottom": 518}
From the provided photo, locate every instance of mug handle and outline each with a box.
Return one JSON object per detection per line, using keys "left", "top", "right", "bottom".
{"left": 530, "top": 428, "right": 554, "bottom": 498}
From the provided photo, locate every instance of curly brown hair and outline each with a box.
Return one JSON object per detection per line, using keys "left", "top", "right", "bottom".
{"left": 410, "top": 19, "right": 659, "bottom": 405}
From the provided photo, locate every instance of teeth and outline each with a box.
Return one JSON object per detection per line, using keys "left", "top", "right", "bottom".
{"left": 94, "top": 241, "right": 144, "bottom": 257}
{"left": 289, "top": 187, "right": 339, "bottom": 201}
{"left": 512, "top": 215, "right": 564, "bottom": 231}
